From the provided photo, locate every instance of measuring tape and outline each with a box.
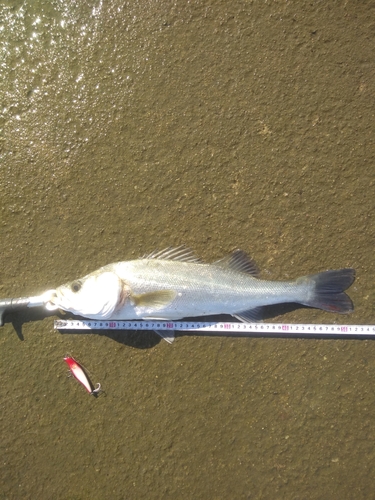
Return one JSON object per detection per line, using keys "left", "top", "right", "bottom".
{"left": 54, "top": 320, "right": 375, "bottom": 338}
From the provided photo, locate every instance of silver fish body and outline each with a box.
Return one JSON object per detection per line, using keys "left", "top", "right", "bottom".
{"left": 46, "top": 248, "right": 355, "bottom": 338}
{"left": 102, "top": 259, "right": 310, "bottom": 321}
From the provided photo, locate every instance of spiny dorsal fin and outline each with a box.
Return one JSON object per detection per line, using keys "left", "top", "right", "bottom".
{"left": 213, "top": 250, "right": 259, "bottom": 277}
{"left": 132, "top": 290, "right": 177, "bottom": 309}
{"left": 143, "top": 246, "right": 201, "bottom": 263}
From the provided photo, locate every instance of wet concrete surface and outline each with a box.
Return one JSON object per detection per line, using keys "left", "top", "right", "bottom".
{"left": 1, "top": 1, "right": 375, "bottom": 498}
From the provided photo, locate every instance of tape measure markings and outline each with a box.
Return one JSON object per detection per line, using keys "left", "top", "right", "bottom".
{"left": 54, "top": 320, "right": 375, "bottom": 337}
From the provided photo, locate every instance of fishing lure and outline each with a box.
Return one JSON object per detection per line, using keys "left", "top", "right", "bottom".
{"left": 64, "top": 356, "right": 101, "bottom": 396}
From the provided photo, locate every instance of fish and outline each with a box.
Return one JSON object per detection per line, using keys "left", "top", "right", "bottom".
{"left": 64, "top": 356, "right": 101, "bottom": 395}
{"left": 45, "top": 247, "right": 355, "bottom": 344}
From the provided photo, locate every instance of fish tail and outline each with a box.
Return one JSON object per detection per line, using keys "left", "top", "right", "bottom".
{"left": 302, "top": 268, "right": 355, "bottom": 313}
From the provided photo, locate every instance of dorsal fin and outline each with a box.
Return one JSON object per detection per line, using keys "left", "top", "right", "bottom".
{"left": 143, "top": 246, "right": 201, "bottom": 263}
{"left": 213, "top": 250, "right": 259, "bottom": 277}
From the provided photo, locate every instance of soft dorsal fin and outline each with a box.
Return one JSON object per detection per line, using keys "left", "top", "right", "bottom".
{"left": 143, "top": 246, "right": 201, "bottom": 263}
{"left": 213, "top": 250, "right": 259, "bottom": 277}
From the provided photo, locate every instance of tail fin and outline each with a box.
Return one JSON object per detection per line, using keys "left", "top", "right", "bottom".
{"left": 303, "top": 268, "right": 355, "bottom": 313}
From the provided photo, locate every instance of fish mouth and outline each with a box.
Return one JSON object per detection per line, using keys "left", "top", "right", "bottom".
{"left": 42, "top": 289, "right": 58, "bottom": 311}
{"left": 44, "top": 289, "right": 66, "bottom": 311}
{"left": 44, "top": 289, "right": 84, "bottom": 316}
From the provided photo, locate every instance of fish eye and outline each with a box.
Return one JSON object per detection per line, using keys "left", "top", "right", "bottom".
{"left": 71, "top": 281, "right": 82, "bottom": 293}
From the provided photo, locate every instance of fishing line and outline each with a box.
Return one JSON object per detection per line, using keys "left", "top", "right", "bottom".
{"left": 54, "top": 320, "right": 375, "bottom": 338}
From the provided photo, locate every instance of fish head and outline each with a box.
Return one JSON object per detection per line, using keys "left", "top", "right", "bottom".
{"left": 45, "top": 270, "right": 128, "bottom": 319}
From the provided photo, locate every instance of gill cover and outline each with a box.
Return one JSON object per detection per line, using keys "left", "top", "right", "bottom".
{"left": 46, "top": 271, "right": 125, "bottom": 319}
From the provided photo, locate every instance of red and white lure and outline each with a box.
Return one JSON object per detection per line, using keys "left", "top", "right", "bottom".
{"left": 64, "top": 356, "right": 101, "bottom": 396}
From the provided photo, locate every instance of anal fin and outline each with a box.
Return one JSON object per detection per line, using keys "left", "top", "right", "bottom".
{"left": 233, "top": 306, "right": 263, "bottom": 323}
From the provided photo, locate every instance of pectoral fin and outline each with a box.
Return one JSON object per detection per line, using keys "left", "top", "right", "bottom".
{"left": 132, "top": 290, "right": 176, "bottom": 309}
